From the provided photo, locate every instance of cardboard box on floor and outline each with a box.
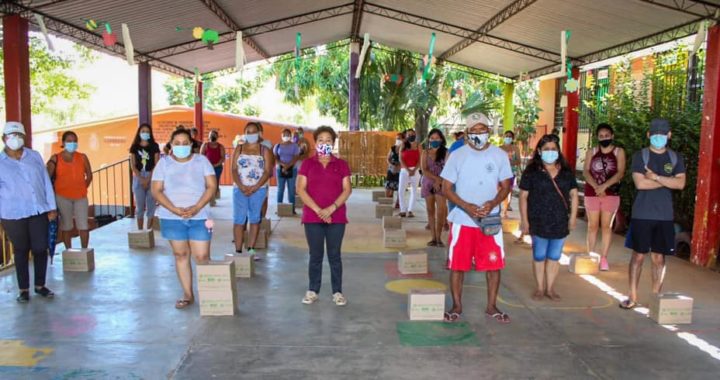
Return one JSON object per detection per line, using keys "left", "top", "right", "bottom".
{"left": 377, "top": 197, "right": 393, "bottom": 205}
{"left": 649, "top": 293, "right": 694, "bottom": 324}
{"left": 408, "top": 289, "right": 445, "bottom": 321}
{"left": 197, "top": 261, "right": 237, "bottom": 316}
{"left": 261, "top": 218, "right": 272, "bottom": 234}
{"left": 384, "top": 229, "right": 406, "bottom": 248}
{"left": 225, "top": 253, "right": 254, "bottom": 278}
{"left": 568, "top": 254, "right": 599, "bottom": 275}
{"left": 244, "top": 228, "right": 269, "bottom": 249}
{"left": 375, "top": 205, "right": 394, "bottom": 219}
{"left": 372, "top": 190, "right": 385, "bottom": 201}
{"left": 128, "top": 230, "right": 154, "bottom": 249}
{"left": 199, "top": 290, "right": 237, "bottom": 316}
{"left": 62, "top": 248, "right": 95, "bottom": 272}
{"left": 277, "top": 203, "right": 294, "bottom": 217}
{"left": 383, "top": 216, "right": 402, "bottom": 230}
{"left": 398, "top": 251, "right": 428, "bottom": 274}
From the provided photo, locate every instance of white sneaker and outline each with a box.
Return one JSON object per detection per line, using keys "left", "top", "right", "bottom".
{"left": 302, "top": 291, "right": 319, "bottom": 305}
{"left": 332, "top": 292, "right": 347, "bottom": 306}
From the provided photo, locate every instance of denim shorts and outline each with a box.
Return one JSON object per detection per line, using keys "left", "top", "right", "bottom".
{"left": 233, "top": 186, "right": 268, "bottom": 225}
{"left": 160, "top": 219, "right": 212, "bottom": 241}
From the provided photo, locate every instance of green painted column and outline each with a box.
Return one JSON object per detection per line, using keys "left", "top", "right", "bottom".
{"left": 503, "top": 82, "right": 515, "bottom": 132}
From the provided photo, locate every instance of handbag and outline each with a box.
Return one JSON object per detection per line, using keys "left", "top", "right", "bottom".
{"left": 549, "top": 173, "right": 569, "bottom": 210}
{"left": 477, "top": 213, "right": 502, "bottom": 236}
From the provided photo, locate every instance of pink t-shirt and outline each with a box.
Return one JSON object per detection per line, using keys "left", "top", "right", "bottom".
{"left": 299, "top": 155, "right": 351, "bottom": 224}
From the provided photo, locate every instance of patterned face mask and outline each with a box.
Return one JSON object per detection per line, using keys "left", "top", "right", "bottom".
{"left": 316, "top": 143, "right": 333, "bottom": 157}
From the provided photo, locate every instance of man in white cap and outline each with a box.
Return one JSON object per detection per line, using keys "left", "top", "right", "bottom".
{"left": 0, "top": 122, "right": 57, "bottom": 303}
{"left": 440, "top": 113, "right": 513, "bottom": 323}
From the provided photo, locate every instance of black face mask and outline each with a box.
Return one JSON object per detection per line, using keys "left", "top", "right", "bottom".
{"left": 598, "top": 139, "right": 613, "bottom": 148}
{"left": 407, "top": 135, "right": 416, "bottom": 143}
{"left": 210, "top": 135, "right": 218, "bottom": 142}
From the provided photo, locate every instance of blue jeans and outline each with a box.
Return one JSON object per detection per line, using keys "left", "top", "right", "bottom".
{"left": 532, "top": 236, "right": 566, "bottom": 262}
{"left": 132, "top": 171, "right": 156, "bottom": 219}
{"left": 233, "top": 186, "right": 268, "bottom": 225}
{"left": 276, "top": 167, "right": 297, "bottom": 205}
{"left": 305, "top": 223, "right": 346, "bottom": 294}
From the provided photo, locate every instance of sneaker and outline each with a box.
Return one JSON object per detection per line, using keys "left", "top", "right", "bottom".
{"left": 16, "top": 291, "right": 29, "bottom": 303}
{"left": 332, "top": 292, "right": 347, "bottom": 306}
{"left": 600, "top": 257, "right": 610, "bottom": 271}
{"left": 302, "top": 291, "right": 319, "bottom": 305}
{"left": 248, "top": 248, "right": 261, "bottom": 261}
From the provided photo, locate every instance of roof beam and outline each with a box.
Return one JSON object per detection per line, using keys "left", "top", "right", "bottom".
{"left": 637, "top": 0, "right": 720, "bottom": 18}
{"left": 196, "top": 0, "right": 269, "bottom": 59}
{"left": 438, "top": 0, "right": 537, "bottom": 60}
{"left": 350, "top": 0, "right": 365, "bottom": 40}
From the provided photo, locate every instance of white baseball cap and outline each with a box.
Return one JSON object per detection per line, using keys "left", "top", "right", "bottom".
{"left": 3, "top": 121, "right": 26, "bottom": 136}
{"left": 465, "top": 113, "right": 491, "bottom": 129}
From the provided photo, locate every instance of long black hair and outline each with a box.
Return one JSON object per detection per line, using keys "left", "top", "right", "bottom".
{"left": 522, "top": 134, "right": 572, "bottom": 175}
{"left": 426, "top": 128, "right": 447, "bottom": 164}
{"left": 130, "top": 123, "right": 156, "bottom": 152}
{"left": 403, "top": 128, "right": 416, "bottom": 150}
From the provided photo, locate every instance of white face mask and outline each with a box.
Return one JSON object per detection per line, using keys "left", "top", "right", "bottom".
{"left": 467, "top": 133, "right": 489, "bottom": 149}
{"left": 282, "top": 136, "right": 292, "bottom": 142}
{"left": 5, "top": 135, "right": 24, "bottom": 151}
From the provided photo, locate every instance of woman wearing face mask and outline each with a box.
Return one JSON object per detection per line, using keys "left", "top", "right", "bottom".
{"left": 232, "top": 122, "right": 272, "bottom": 256}
{"left": 129, "top": 124, "right": 161, "bottom": 230}
{"left": 297, "top": 126, "right": 352, "bottom": 306}
{"left": 519, "top": 135, "right": 579, "bottom": 301}
{"left": 385, "top": 132, "right": 404, "bottom": 203}
{"left": 500, "top": 131, "right": 522, "bottom": 218}
{"left": 398, "top": 128, "right": 420, "bottom": 217}
{"left": 200, "top": 130, "right": 226, "bottom": 205}
{"left": 583, "top": 123, "right": 625, "bottom": 271}
{"left": 151, "top": 129, "right": 216, "bottom": 309}
{"left": 46, "top": 131, "right": 93, "bottom": 249}
{"left": 420, "top": 129, "right": 449, "bottom": 246}
{"left": 274, "top": 128, "right": 301, "bottom": 211}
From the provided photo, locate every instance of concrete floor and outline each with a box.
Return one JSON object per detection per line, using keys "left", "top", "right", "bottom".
{"left": 1, "top": 187, "right": 719, "bottom": 379}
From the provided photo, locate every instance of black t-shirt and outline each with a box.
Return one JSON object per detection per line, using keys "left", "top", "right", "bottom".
{"left": 631, "top": 149, "right": 685, "bottom": 221}
{"left": 519, "top": 168, "right": 578, "bottom": 239}
{"left": 130, "top": 142, "right": 160, "bottom": 172}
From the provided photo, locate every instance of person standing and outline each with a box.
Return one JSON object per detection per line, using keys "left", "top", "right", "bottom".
{"left": 0, "top": 122, "right": 57, "bottom": 303}
{"left": 398, "top": 128, "right": 420, "bottom": 218}
{"left": 448, "top": 131, "right": 465, "bottom": 154}
{"left": 274, "top": 128, "right": 301, "bottom": 209}
{"left": 200, "top": 130, "right": 226, "bottom": 205}
{"left": 519, "top": 135, "right": 579, "bottom": 301}
{"left": 297, "top": 126, "right": 352, "bottom": 306}
{"left": 500, "top": 131, "right": 522, "bottom": 217}
{"left": 295, "top": 127, "right": 311, "bottom": 170}
{"left": 583, "top": 123, "right": 626, "bottom": 271}
{"left": 129, "top": 124, "right": 161, "bottom": 230}
{"left": 256, "top": 123, "right": 275, "bottom": 219}
{"left": 151, "top": 128, "right": 216, "bottom": 309}
{"left": 189, "top": 127, "right": 201, "bottom": 153}
{"left": 232, "top": 122, "right": 272, "bottom": 255}
{"left": 420, "top": 128, "right": 448, "bottom": 246}
{"left": 385, "top": 132, "right": 404, "bottom": 205}
{"left": 47, "top": 131, "right": 93, "bottom": 249}
{"left": 441, "top": 113, "right": 513, "bottom": 323}
{"left": 620, "top": 119, "right": 685, "bottom": 310}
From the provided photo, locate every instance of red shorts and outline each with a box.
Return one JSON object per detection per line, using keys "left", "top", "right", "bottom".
{"left": 447, "top": 224, "right": 505, "bottom": 272}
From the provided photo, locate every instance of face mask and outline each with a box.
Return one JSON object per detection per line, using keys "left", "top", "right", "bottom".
{"left": 650, "top": 134, "right": 668, "bottom": 149}
{"left": 64, "top": 142, "right": 78, "bottom": 153}
{"left": 5, "top": 135, "right": 24, "bottom": 151}
{"left": 503, "top": 137, "right": 513, "bottom": 145}
{"left": 598, "top": 139, "right": 613, "bottom": 148}
{"left": 172, "top": 145, "right": 192, "bottom": 159}
{"left": 282, "top": 136, "right": 292, "bottom": 142}
{"left": 210, "top": 134, "right": 218, "bottom": 142}
{"left": 429, "top": 140, "right": 442, "bottom": 149}
{"left": 316, "top": 143, "right": 333, "bottom": 157}
{"left": 244, "top": 133, "right": 259, "bottom": 144}
{"left": 140, "top": 132, "right": 151, "bottom": 141}
{"left": 407, "top": 135, "right": 417, "bottom": 143}
{"left": 541, "top": 150, "right": 559, "bottom": 164}
{"left": 467, "top": 133, "right": 489, "bottom": 148}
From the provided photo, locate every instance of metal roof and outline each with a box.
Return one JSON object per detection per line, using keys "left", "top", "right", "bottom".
{"left": 4, "top": 0, "right": 719, "bottom": 79}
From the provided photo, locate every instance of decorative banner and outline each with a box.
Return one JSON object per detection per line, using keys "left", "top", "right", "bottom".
{"left": 202, "top": 29, "right": 219, "bottom": 49}
{"left": 102, "top": 23, "right": 117, "bottom": 47}
{"left": 560, "top": 30, "right": 567, "bottom": 73}
{"left": 559, "top": 94, "right": 568, "bottom": 108}
{"left": 354, "top": 33, "right": 370, "bottom": 79}
{"left": 194, "top": 67, "right": 201, "bottom": 103}
{"left": 564, "top": 78, "right": 579, "bottom": 92}
{"left": 193, "top": 27, "right": 205, "bottom": 39}
{"left": 85, "top": 19, "right": 99, "bottom": 31}
{"left": 34, "top": 14, "right": 55, "bottom": 52}
{"left": 422, "top": 32, "right": 436, "bottom": 81}
{"left": 236, "top": 31, "right": 245, "bottom": 72}
{"left": 121, "top": 23, "right": 134, "bottom": 65}
{"left": 692, "top": 20, "right": 707, "bottom": 57}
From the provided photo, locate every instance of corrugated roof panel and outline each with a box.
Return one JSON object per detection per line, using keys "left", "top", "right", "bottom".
{"left": 216, "top": 0, "right": 349, "bottom": 27}
{"left": 250, "top": 14, "right": 353, "bottom": 57}
{"left": 450, "top": 42, "right": 551, "bottom": 77}
{"left": 163, "top": 40, "right": 265, "bottom": 74}
{"left": 359, "top": 13, "right": 463, "bottom": 58}
{"left": 370, "top": 0, "right": 513, "bottom": 30}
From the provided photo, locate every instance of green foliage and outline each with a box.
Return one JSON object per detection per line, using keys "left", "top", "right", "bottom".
{"left": 163, "top": 71, "right": 267, "bottom": 115}
{"left": 513, "top": 80, "right": 542, "bottom": 155}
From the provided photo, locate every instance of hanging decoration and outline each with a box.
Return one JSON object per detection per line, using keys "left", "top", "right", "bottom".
{"left": 450, "top": 86, "right": 463, "bottom": 98}
{"left": 194, "top": 67, "right": 202, "bottom": 103}
{"left": 85, "top": 19, "right": 99, "bottom": 31}
{"left": 422, "top": 32, "right": 436, "bottom": 81}
{"left": 354, "top": 33, "right": 371, "bottom": 79}
{"left": 121, "top": 23, "right": 134, "bottom": 65}
{"left": 691, "top": 20, "right": 707, "bottom": 57}
{"left": 102, "top": 23, "right": 117, "bottom": 47}
{"left": 193, "top": 27, "right": 205, "bottom": 39}
{"left": 294, "top": 32, "right": 302, "bottom": 99}
{"left": 34, "top": 14, "right": 55, "bottom": 52}
{"left": 236, "top": 31, "right": 245, "bottom": 73}
{"left": 176, "top": 26, "right": 220, "bottom": 49}
{"left": 562, "top": 31, "right": 578, "bottom": 93}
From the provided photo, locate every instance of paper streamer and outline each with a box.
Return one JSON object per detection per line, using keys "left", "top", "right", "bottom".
{"left": 692, "top": 21, "right": 707, "bottom": 57}
{"left": 422, "top": 33, "right": 436, "bottom": 81}
{"left": 236, "top": 31, "right": 245, "bottom": 72}
{"left": 355, "top": 33, "right": 370, "bottom": 79}
{"left": 294, "top": 33, "right": 301, "bottom": 99}
{"left": 121, "top": 23, "right": 134, "bottom": 65}
{"left": 34, "top": 14, "right": 55, "bottom": 51}
{"left": 560, "top": 30, "right": 567, "bottom": 73}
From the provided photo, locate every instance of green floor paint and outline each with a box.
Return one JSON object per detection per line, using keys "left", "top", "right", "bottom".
{"left": 396, "top": 322, "right": 480, "bottom": 347}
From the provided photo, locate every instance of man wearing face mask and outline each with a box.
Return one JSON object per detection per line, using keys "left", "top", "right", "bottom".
{"left": 0, "top": 122, "right": 58, "bottom": 303}
{"left": 200, "top": 130, "right": 226, "bottom": 205}
{"left": 620, "top": 119, "right": 686, "bottom": 310}
{"left": 440, "top": 113, "right": 513, "bottom": 323}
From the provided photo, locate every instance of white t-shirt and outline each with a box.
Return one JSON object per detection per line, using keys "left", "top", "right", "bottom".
{"left": 152, "top": 154, "right": 215, "bottom": 220}
{"left": 441, "top": 144, "right": 513, "bottom": 227}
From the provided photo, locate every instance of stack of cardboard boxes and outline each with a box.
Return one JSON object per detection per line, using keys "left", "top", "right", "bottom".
{"left": 197, "top": 261, "right": 237, "bottom": 316}
{"left": 382, "top": 216, "right": 406, "bottom": 248}
{"left": 225, "top": 253, "right": 254, "bottom": 278}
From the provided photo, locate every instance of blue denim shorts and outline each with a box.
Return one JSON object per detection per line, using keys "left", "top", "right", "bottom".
{"left": 233, "top": 186, "right": 268, "bottom": 225}
{"left": 160, "top": 219, "right": 212, "bottom": 241}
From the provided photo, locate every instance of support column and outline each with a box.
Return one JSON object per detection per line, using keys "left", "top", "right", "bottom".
{"left": 562, "top": 67, "right": 580, "bottom": 171}
{"left": 194, "top": 79, "right": 204, "bottom": 141}
{"left": 348, "top": 41, "right": 360, "bottom": 131}
{"left": 3, "top": 14, "right": 32, "bottom": 147}
{"left": 691, "top": 25, "right": 720, "bottom": 268}
{"left": 503, "top": 82, "right": 515, "bottom": 132}
{"left": 138, "top": 62, "right": 152, "bottom": 126}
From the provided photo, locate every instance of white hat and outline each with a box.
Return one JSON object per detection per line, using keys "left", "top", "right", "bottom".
{"left": 3, "top": 121, "right": 26, "bottom": 136}
{"left": 465, "top": 113, "right": 491, "bottom": 129}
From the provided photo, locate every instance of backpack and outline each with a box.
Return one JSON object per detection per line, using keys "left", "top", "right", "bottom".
{"left": 641, "top": 148, "right": 678, "bottom": 173}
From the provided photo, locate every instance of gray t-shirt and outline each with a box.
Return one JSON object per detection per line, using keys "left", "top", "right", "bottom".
{"left": 631, "top": 149, "right": 685, "bottom": 221}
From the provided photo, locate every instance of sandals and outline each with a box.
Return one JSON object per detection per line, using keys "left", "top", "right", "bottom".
{"left": 436, "top": 241, "right": 445, "bottom": 248}
{"left": 444, "top": 311, "right": 461, "bottom": 322}
{"left": 175, "top": 298, "right": 194, "bottom": 309}
{"left": 427, "top": 240, "right": 438, "bottom": 247}
{"left": 408, "top": 212, "right": 415, "bottom": 218}
{"left": 619, "top": 299, "right": 638, "bottom": 310}
{"left": 399, "top": 212, "right": 407, "bottom": 218}
{"left": 486, "top": 311, "right": 511, "bottom": 324}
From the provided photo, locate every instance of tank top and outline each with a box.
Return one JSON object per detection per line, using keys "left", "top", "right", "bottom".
{"left": 401, "top": 148, "right": 420, "bottom": 168}
{"left": 585, "top": 147, "right": 620, "bottom": 197}
{"left": 236, "top": 145, "right": 266, "bottom": 187}
{"left": 54, "top": 152, "right": 87, "bottom": 199}
{"left": 204, "top": 143, "right": 223, "bottom": 165}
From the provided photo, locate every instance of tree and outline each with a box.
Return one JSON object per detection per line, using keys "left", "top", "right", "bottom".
{"left": 513, "top": 80, "right": 541, "bottom": 155}
{"left": 163, "top": 71, "right": 267, "bottom": 114}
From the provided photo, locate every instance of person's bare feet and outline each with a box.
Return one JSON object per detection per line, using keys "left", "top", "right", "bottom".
{"left": 546, "top": 290, "right": 561, "bottom": 301}
{"left": 532, "top": 290, "right": 544, "bottom": 301}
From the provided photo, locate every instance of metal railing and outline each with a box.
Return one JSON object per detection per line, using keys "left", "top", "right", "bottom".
{"left": 88, "top": 158, "right": 134, "bottom": 221}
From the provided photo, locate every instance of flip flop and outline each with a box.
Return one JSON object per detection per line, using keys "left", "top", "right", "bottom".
{"left": 444, "top": 312, "right": 461, "bottom": 322}
{"left": 175, "top": 299, "right": 194, "bottom": 309}
{"left": 427, "top": 240, "right": 438, "bottom": 247}
{"left": 619, "top": 299, "right": 638, "bottom": 310}
{"left": 486, "top": 311, "right": 510, "bottom": 324}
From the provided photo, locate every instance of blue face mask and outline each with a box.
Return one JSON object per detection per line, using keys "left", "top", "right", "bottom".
{"left": 172, "top": 145, "right": 192, "bottom": 159}
{"left": 245, "top": 133, "right": 259, "bottom": 144}
{"left": 504, "top": 137, "right": 513, "bottom": 145}
{"left": 650, "top": 134, "right": 668, "bottom": 149}
{"left": 541, "top": 150, "right": 559, "bottom": 164}
{"left": 429, "top": 140, "right": 441, "bottom": 149}
{"left": 64, "top": 142, "right": 78, "bottom": 153}
{"left": 140, "top": 132, "right": 151, "bottom": 141}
